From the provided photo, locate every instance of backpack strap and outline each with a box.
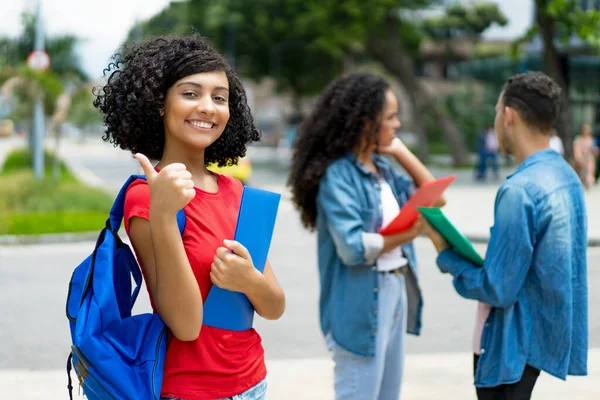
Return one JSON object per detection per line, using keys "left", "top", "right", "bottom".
{"left": 107, "top": 174, "right": 187, "bottom": 309}
{"left": 107, "top": 174, "right": 186, "bottom": 235}
{"left": 66, "top": 353, "right": 74, "bottom": 400}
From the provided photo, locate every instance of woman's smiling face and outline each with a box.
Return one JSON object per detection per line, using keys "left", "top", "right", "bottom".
{"left": 162, "top": 70, "right": 230, "bottom": 151}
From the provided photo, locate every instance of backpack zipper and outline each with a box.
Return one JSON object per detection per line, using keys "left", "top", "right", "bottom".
{"left": 152, "top": 327, "right": 167, "bottom": 400}
{"left": 71, "top": 346, "right": 118, "bottom": 400}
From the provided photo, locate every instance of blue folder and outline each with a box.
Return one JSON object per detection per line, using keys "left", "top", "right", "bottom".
{"left": 202, "top": 186, "right": 281, "bottom": 331}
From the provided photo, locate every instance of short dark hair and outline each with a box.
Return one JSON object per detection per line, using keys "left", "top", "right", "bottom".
{"left": 93, "top": 34, "right": 260, "bottom": 166}
{"left": 501, "top": 71, "right": 561, "bottom": 133}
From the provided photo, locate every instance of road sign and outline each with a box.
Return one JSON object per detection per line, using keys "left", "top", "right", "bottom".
{"left": 27, "top": 50, "right": 51, "bottom": 72}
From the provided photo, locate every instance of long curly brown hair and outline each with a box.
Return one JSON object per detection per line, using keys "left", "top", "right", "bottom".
{"left": 287, "top": 73, "right": 389, "bottom": 230}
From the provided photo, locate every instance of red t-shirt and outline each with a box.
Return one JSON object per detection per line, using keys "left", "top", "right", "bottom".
{"left": 123, "top": 173, "right": 266, "bottom": 399}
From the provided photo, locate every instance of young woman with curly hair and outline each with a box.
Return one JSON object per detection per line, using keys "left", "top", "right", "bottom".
{"left": 94, "top": 34, "right": 285, "bottom": 400}
{"left": 288, "top": 72, "right": 443, "bottom": 399}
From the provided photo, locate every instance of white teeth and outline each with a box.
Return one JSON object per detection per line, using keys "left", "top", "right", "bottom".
{"left": 188, "top": 121, "right": 213, "bottom": 129}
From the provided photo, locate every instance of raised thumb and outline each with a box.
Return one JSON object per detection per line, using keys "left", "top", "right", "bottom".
{"left": 134, "top": 153, "right": 157, "bottom": 179}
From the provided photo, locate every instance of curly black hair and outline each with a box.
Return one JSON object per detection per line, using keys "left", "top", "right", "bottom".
{"left": 287, "top": 73, "right": 390, "bottom": 230}
{"left": 93, "top": 34, "right": 260, "bottom": 166}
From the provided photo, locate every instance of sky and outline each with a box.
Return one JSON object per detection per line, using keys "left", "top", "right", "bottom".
{"left": 0, "top": 0, "right": 534, "bottom": 80}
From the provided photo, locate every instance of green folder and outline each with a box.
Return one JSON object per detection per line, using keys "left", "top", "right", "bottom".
{"left": 417, "top": 207, "right": 484, "bottom": 266}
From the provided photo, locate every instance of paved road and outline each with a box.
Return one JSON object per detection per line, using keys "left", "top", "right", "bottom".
{"left": 2, "top": 137, "right": 599, "bottom": 399}
{"left": 1, "top": 199, "right": 599, "bottom": 370}
{"left": 60, "top": 139, "right": 516, "bottom": 192}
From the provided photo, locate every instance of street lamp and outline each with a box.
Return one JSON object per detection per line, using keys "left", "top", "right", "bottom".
{"left": 31, "top": 0, "right": 46, "bottom": 180}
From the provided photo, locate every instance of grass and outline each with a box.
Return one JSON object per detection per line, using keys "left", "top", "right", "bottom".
{"left": 0, "top": 149, "right": 114, "bottom": 235}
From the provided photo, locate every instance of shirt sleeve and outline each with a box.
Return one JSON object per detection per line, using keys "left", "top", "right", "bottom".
{"left": 317, "top": 167, "right": 382, "bottom": 267}
{"left": 436, "top": 183, "right": 535, "bottom": 308}
{"left": 123, "top": 180, "right": 151, "bottom": 234}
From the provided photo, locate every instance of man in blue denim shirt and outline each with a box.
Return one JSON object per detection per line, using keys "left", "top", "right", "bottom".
{"left": 425, "top": 71, "right": 588, "bottom": 400}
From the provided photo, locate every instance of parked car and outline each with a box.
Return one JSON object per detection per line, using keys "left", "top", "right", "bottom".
{"left": 0, "top": 119, "right": 14, "bottom": 137}
{"left": 207, "top": 157, "right": 252, "bottom": 185}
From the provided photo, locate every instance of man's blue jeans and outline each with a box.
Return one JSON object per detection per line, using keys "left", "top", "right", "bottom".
{"left": 326, "top": 273, "right": 407, "bottom": 400}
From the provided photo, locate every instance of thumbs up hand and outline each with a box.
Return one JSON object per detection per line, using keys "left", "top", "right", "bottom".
{"left": 135, "top": 153, "right": 196, "bottom": 215}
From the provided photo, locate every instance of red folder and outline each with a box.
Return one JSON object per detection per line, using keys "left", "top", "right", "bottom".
{"left": 379, "top": 175, "right": 456, "bottom": 236}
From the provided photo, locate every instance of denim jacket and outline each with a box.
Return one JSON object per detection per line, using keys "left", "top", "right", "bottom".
{"left": 437, "top": 149, "right": 588, "bottom": 387}
{"left": 316, "top": 153, "right": 423, "bottom": 357}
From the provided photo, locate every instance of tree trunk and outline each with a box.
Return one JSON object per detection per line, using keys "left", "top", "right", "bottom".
{"left": 367, "top": 32, "right": 469, "bottom": 166}
{"left": 409, "top": 95, "right": 429, "bottom": 161}
{"left": 536, "top": 0, "right": 573, "bottom": 162}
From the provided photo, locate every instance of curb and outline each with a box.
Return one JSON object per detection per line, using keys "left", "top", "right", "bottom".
{"left": 2, "top": 230, "right": 599, "bottom": 247}
{"left": 462, "top": 233, "right": 600, "bottom": 248}
{"left": 0, "top": 231, "right": 100, "bottom": 246}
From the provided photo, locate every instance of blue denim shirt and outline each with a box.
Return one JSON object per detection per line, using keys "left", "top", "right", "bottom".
{"left": 316, "top": 153, "right": 423, "bottom": 357}
{"left": 437, "top": 149, "right": 588, "bottom": 387}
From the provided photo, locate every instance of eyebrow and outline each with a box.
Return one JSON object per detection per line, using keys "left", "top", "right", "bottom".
{"left": 176, "top": 82, "right": 229, "bottom": 91}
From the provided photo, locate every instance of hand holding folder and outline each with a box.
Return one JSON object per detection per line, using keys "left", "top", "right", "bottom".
{"left": 380, "top": 175, "right": 456, "bottom": 236}
{"left": 417, "top": 207, "right": 484, "bottom": 266}
{"left": 202, "top": 186, "right": 281, "bottom": 331}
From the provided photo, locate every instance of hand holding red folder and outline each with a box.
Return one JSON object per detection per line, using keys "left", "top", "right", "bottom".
{"left": 379, "top": 175, "right": 456, "bottom": 236}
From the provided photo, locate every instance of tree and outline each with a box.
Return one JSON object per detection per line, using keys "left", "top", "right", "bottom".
{"left": 0, "top": 13, "right": 86, "bottom": 82}
{"left": 516, "top": 0, "right": 600, "bottom": 162}
{"left": 304, "top": 0, "right": 506, "bottom": 164}
{"left": 129, "top": 0, "right": 506, "bottom": 165}
{"left": 0, "top": 12, "right": 87, "bottom": 122}
{"left": 0, "top": 12, "right": 91, "bottom": 175}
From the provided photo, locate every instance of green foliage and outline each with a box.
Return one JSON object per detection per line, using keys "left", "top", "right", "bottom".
{"left": 128, "top": 0, "right": 446, "bottom": 96}
{"left": 0, "top": 149, "right": 114, "bottom": 235}
{"left": 1, "top": 11, "right": 89, "bottom": 131}
{"left": 66, "top": 85, "right": 102, "bottom": 127}
{"left": 514, "top": 0, "right": 600, "bottom": 56}
{"left": 0, "top": 13, "right": 86, "bottom": 80}
{"left": 546, "top": 0, "right": 600, "bottom": 48}
{"left": 423, "top": 2, "right": 508, "bottom": 39}
{"left": 127, "top": 1, "right": 191, "bottom": 42}
{"left": 0, "top": 211, "right": 108, "bottom": 235}
{"left": 424, "top": 84, "right": 497, "bottom": 150}
{"left": 7, "top": 66, "right": 64, "bottom": 121}
{"left": 471, "top": 42, "right": 514, "bottom": 59}
{"left": 1, "top": 148, "right": 70, "bottom": 178}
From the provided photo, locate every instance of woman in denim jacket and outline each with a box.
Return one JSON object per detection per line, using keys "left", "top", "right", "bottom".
{"left": 288, "top": 73, "right": 443, "bottom": 399}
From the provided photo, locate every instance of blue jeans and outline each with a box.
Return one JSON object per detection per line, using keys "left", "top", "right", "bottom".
{"left": 161, "top": 378, "right": 267, "bottom": 400}
{"left": 476, "top": 151, "right": 499, "bottom": 180}
{"left": 326, "top": 273, "right": 407, "bottom": 400}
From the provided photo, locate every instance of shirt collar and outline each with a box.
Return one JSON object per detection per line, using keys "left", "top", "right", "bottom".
{"left": 508, "top": 148, "right": 559, "bottom": 178}
{"left": 345, "top": 153, "right": 389, "bottom": 177}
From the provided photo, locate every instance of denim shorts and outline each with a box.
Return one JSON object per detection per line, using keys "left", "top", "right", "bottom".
{"left": 161, "top": 378, "right": 267, "bottom": 400}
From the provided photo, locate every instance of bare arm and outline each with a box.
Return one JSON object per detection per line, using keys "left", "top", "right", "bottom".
{"left": 380, "top": 219, "right": 424, "bottom": 255}
{"left": 244, "top": 260, "right": 286, "bottom": 320}
{"left": 573, "top": 139, "right": 583, "bottom": 166}
{"left": 129, "top": 214, "right": 203, "bottom": 341}
{"left": 383, "top": 138, "right": 446, "bottom": 207}
{"left": 131, "top": 154, "right": 203, "bottom": 341}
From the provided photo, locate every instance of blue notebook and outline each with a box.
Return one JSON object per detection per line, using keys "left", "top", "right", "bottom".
{"left": 202, "top": 186, "right": 281, "bottom": 331}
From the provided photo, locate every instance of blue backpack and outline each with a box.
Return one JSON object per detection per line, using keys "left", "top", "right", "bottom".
{"left": 65, "top": 175, "right": 186, "bottom": 400}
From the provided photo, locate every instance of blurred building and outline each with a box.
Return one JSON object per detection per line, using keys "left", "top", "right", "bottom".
{"left": 453, "top": 0, "right": 600, "bottom": 130}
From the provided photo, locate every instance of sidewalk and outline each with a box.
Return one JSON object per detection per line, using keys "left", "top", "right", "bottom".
{"left": 1, "top": 136, "right": 599, "bottom": 246}
{"left": 443, "top": 184, "right": 600, "bottom": 246}
{"left": 260, "top": 183, "right": 600, "bottom": 247}
{"left": 1, "top": 350, "right": 598, "bottom": 399}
